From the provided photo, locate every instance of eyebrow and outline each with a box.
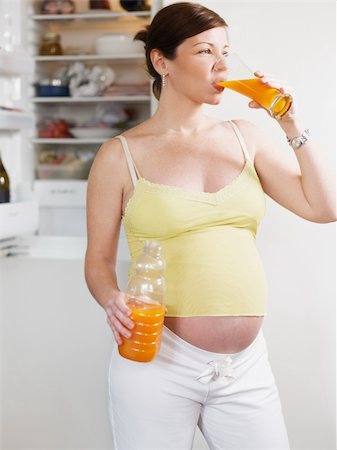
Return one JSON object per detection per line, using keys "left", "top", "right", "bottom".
{"left": 193, "top": 42, "right": 229, "bottom": 48}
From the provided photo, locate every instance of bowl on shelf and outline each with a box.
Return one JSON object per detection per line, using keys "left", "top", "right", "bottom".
{"left": 95, "top": 34, "right": 144, "bottom": 55}
{"left": 34, "top": 79, "right": 70, "bottom": 97}
{"left": 70, "top": 127, "right": 120, "bottom": 139}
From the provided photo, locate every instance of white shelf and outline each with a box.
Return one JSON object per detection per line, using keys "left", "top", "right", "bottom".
{"left": 0, "top": 110, "right": 34, "bottom": 130}
{"left": 32, "top": 138, "right": 107, "bottom": 144}
{"left": 31, "top": 11, "right": 151, "bottom": 21}
{"left": 34, "top": 54, "right": 145, "bottom": 62}
{"left": 32, "top": 95, "right": 150, "bottom": 103}
{"left": 0, "top": 52, "right": 34, "bottom": 76}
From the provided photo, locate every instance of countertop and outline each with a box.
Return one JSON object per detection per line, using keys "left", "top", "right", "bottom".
{"left": 0, "top": 234, "right": 130, "bottom": 261}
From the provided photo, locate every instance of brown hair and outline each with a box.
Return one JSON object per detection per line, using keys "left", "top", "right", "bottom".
{"left": 134, "top": 2, "right": 228, "bottom": 100}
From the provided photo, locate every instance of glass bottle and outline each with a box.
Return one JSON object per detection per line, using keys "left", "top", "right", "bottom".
{"left": 39, "top": 32, "right": 63, "bottom": 56}
{"left": 89, "top": 0, "right": 111, "bottom": 10}
{"left": 0, "top": 153, "right": 10, "bottom": 203}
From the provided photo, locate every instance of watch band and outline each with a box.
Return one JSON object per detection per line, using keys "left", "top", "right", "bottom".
{"left": 287, "top": 129, "right": 310, "bottom": 150}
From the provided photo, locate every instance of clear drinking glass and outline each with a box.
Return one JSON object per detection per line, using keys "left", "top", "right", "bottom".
{"left": 217, "top": 53, "right": 292, "bottom": 119}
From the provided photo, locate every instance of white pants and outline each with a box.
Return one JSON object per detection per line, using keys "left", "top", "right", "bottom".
{"left": 108, "top": 326, "right": 290, "bottom": 450}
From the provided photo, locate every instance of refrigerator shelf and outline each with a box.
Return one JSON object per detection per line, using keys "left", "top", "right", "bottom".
{"left": 34, "top": 179, "right": 87, "bottom": 207}
{"left": 34, "top": 54, "right": 145, "bottom": 62}
{"left": 32, "top": 138, "right": 106, "bottom": 144}
{"left": 31, "top": 11, "right": 151, "bottom": 21}
{"left": 0, "top": 52, "right": 34, "bottom": 76}
{"left": 0, "top": 110, "right": 34, "bottom": 130}
{"left": 32, "top": 95, "right": 151, "bottom": 103}
{"left": 0, "top": 200, "right": 39, "bottom": 240}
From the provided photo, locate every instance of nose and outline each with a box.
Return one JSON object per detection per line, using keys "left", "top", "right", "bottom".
{"left": 213, "top": 54, "right": 229, "bottom": 71}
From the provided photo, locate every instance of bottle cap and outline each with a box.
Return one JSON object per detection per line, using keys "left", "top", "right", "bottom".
{"left": 143, "top": 239, "right": 163, "bottom": 257}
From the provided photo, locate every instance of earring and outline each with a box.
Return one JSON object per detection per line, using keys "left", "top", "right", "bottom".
{"left": 161, "top": 73, "right": 166, "bottom": 89}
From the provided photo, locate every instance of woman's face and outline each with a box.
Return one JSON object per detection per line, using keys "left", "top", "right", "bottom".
{"left": 165, "top": 26, "right": 229, "bottom": 105}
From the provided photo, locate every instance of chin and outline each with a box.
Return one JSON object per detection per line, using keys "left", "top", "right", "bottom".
{"left": 207, "top": 96, "right": 222, "bottom": 105}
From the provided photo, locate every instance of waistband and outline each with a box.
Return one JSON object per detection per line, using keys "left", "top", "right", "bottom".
{"left": 163, "top": 325, "right": 264, "bottom": 360}
{"left": 162, "top": 326, "right": 266, "bottom": 384}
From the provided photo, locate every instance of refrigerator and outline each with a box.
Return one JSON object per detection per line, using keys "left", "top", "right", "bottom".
{"left": 0, "top": 0, "right": 155, "bottom": 241}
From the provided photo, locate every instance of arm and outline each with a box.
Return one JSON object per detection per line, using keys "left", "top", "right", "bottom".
{"left": 243, "top": 119, "right": 336, "bottom": 223}
{"left": 237, "top": 75, "right": 336, "bottom": 223}
{"left": 85, "top": 138, "right": 134, "bottom": 344}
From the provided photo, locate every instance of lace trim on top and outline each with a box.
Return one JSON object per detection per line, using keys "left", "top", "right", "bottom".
{"left": 122, "top": 160, "right": 259, "bottom": 229}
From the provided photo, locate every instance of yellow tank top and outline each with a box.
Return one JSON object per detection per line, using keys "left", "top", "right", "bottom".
{"left": 117, "top": 121, "right": 267, "bottom": 317}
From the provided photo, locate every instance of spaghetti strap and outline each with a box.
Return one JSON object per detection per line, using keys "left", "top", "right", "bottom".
{"left": 228, "top": 120, "right": 252, "bottom": 163}
{"left": 115, "top": 135, "right": 141, "bottom": 187}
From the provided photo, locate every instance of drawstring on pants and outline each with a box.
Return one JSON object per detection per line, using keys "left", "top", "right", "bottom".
{"left": 195, "top": 356, "right": 235, "bottom": 384}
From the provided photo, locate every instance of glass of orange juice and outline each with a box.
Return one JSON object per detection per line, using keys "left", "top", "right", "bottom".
{"left": 217, "top": 52, "right": 292, "bottom": 120}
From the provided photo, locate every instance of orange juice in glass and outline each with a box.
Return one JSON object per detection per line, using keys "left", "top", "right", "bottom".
{"left": 217, "top": 53, "right": 292, "bottom": 119}
{"left": 118, "top": 297, "right": 166, "bottom": 363}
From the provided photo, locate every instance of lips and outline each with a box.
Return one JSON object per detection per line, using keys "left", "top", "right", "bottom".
{"left": 213, "top": 82, "right": 225, "bottom": 92}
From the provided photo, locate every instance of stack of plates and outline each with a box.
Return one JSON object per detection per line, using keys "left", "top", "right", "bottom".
{"left": 70, "top": 128, "right": 120, "bottom": 139}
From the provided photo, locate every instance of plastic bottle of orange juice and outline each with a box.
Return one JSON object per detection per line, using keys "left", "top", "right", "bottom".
{"left": 118, "top": 240, "right": 166, "bottom": 363}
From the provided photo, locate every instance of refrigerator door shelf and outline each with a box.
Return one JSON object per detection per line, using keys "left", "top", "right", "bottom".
{"left": 0, "top": 51, "right": 34, "bottom": 76}
{"left": 0, "top": 110, "right": 34, "bottom": 130}
{"left": 0, "top": 200, "right": 39, "bottom": 240}
{"left": 34, "top": 179, "right": 87, "bottom": 207}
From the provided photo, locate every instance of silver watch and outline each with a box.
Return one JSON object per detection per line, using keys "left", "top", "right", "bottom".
{"left": 287, "top": 129, "right": 310, "bottom": 150}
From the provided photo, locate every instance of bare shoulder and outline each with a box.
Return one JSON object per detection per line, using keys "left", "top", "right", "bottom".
{"left": 92, "top": 136, "right": 125, "bottom": 167}
{"left": 87, "top": 136, "right": 130, "bottom": 195}
{"left": 229, "top": 118, "right": 263, "bottom": 140}
{"left": 226, "top": 118, "right": 265, "bottom": 160}
{"left": 121, "top": 120, "right": 155, "bottom": 144}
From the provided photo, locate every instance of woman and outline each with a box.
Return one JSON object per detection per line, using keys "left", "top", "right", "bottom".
{"left": 85, "top": 3, "right": 336, "bottom": 449}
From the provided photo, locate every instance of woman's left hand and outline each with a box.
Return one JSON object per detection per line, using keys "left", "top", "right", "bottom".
{"left": 249, "top": 70, "right": 296, "bottom": 121}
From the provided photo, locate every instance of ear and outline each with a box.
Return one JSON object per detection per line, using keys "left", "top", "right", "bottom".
{"left": 150, "top": 48, "right": 168, "bottom": 75}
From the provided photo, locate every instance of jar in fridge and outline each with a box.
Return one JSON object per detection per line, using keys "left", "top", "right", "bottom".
{"left": 39, "top": 33, "right": 63, "bottom": 56}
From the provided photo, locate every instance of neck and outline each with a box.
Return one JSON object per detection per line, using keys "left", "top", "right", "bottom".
{"left": 151, "top": 88, "right": 207, "bottom": 136}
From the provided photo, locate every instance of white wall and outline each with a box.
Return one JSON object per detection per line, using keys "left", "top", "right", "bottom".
{"left": 196, "top": 1, "right": 335, "bottom": 449}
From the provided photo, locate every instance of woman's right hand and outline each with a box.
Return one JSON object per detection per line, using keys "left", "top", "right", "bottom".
{"left": 105, "top": 291, "right": 135, "bottom": 345}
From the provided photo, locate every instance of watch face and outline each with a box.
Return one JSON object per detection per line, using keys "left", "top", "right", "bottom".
{"left": 292, "top": 137, "right": 302, "bottom": 149}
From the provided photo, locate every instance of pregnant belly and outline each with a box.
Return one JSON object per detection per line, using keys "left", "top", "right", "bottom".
{"left": 164, "top": 315, "right": 263, "bottom": 353}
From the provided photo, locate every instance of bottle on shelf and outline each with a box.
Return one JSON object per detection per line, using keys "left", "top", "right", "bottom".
{"left": 119, "top": 0, "right": 150, "bottom": 11}
{"left": 118, "top": 240, "right": 166, "bottom": 363}
{"left": 39, "top": 33, "right": 63, "bottom": 56}
{"left": 0, "top": 153, "right": 10, "bottom": 203}
{"left": 89, "top": 0, "right": 111, "bottom": 10}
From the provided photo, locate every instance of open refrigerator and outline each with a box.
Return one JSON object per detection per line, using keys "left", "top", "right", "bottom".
{"left": 0, "top": 0, "right": 158, "bottom": 243}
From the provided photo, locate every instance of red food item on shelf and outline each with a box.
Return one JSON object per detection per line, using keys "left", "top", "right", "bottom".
{"left": 38, "top": 118, "right": 73, "bottom": 138}
{"left": 41, "top": 0, "right": 75, "bottom": 15}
